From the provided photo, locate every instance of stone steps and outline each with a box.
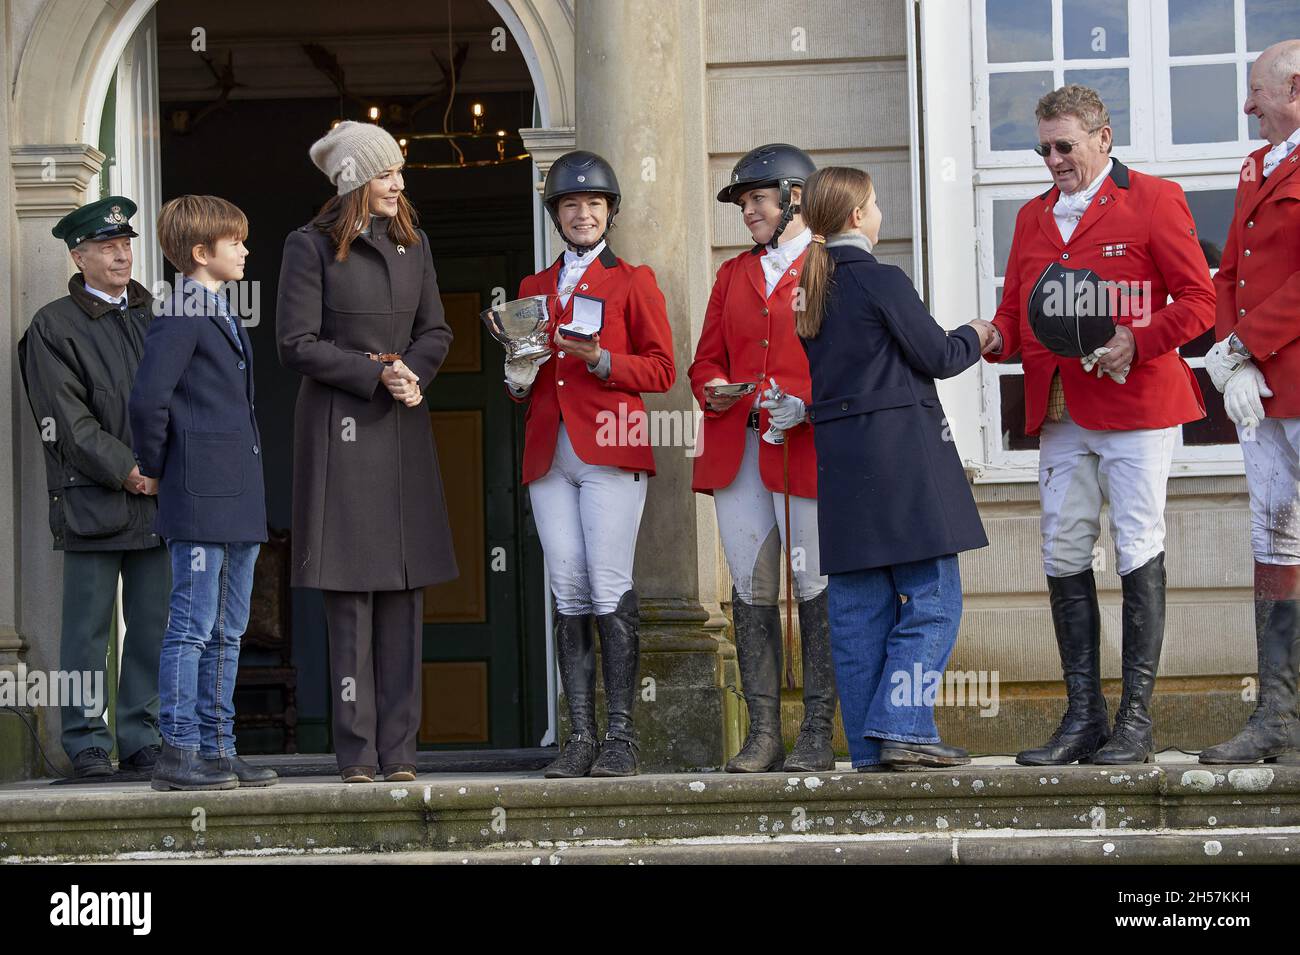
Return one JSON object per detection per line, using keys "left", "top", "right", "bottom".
{"left": 2, "top": 762, "right": 1298, "bottom": 864}
{"left": 173, "top": 828, "right": 1300, "bottom": 865}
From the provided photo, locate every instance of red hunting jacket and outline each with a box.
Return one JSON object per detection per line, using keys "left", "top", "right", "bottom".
{"left": 986, "top": 159, "right": 1215, "bottom": 435}
{"left": 514, "top": 245, "right": 676, "bottom": 483}
{"left": 688, "top": 246, "right": 817, "bottom": 498}
{"left": 1214, "top": 142, "right": 1300, "bottom": 417}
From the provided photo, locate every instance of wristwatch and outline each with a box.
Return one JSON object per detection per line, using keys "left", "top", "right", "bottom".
{"left": 1227, "top": 333, "right": 1251, "bottom": 358}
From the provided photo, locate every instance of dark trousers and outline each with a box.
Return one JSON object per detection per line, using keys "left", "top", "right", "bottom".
{"left": 323, "top": 588, "right": 423, "bottom": 771}
{"left": 60, "top": 547, "right": 170, "bottom": 761}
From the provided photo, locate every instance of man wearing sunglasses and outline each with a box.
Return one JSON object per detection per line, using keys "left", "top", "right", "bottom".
{"left": 1201, "top": 39, "right": 1300, "bottom": 767}
{"left": 983, "top": 85, "right": 1215, "bottom": 767}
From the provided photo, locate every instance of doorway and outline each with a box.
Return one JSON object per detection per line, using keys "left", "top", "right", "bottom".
{"left": 98, "top": 0, "right": 555, "bottom": 756}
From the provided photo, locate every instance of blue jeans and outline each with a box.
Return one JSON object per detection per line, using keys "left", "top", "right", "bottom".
{"left": 158, "top": 540, "right": 259, "bottom": 757}
{"left": 827, "top": 555, "right": 963, "bottom": 767}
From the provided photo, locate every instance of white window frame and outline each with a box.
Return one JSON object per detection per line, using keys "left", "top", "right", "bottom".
{"left": 1152, "top": 0, "right": 1265, "bottom": 161}
{"left": 962, "top": 0, "right": 1265, "bottom": 482}
{"left": 974, "top": 0, "right": 1154, "bottom": 167}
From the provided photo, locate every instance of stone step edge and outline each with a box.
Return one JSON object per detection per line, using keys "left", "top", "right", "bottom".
{"left": 3, "top": 764, "right": 1296, "bottom": 821}
{"left": 27, "top": 826, "right": 1300, "bottom": 866}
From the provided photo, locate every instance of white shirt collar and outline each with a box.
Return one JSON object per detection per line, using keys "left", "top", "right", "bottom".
{"left": 562, "top": 239, "right": 606, "bottom": 271}
{"left": 764, "top": 227, "right": 812, "bottom": 267}
{"left": 1056, "top": 159, "right": 1113, "bottom": 212}
{"left": 557, "top": 239, "right": 606, "bottom": 306}
{"left": 759, "top": 228, "right": 811, "bottom": 298}
{"left": 83, "top": 281, "right": 128, "bottom": 306}
{"left": 1263, "top": 127, "right": 1300, "bottom": 178}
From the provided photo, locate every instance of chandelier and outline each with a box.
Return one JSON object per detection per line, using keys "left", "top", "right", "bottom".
{"left": 329, "top": 102, "right": 530, "bottom": 172}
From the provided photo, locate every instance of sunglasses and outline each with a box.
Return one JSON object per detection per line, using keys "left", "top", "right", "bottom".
{"left": 1033, "top": 127, "right": 1105, "bottom": 157}
{"left": 1035, "top": 140, "right": 1079, "bottom": 156}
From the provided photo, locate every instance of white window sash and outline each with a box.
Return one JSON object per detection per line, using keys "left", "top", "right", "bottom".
{"left": 973, "top": 0, "right": 1154, "bottom": 168}
{"left": 961, "top": 0, "right": 1254, "bottom": 482}
{"left": 1151, "top": 0, "right": 1263, "bottom": 162}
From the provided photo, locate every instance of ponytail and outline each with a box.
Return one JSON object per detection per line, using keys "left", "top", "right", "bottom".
{"left": 796, "top": 236, "right": 833, "bottom": 338}
{"left": 795, "top": 166, "right": 874, "bottom": 339}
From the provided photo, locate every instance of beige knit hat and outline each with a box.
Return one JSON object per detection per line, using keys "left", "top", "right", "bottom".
{"left": 309, "top": 121, "right": 405, "bottom": 196}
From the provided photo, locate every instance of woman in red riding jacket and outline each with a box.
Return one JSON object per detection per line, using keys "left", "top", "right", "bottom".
{"left": 506, "top": 150, "right": 675, "bottom": 779}
{"left": 688, "top": 143, "right": 837, "bottom": 773}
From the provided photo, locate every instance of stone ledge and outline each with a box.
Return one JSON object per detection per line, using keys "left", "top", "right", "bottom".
{"left": 244, "top": 827, "right": 1300, "bottom": 865}
{"left": 2, "top": 763, "right": 1298, "bottom": 861}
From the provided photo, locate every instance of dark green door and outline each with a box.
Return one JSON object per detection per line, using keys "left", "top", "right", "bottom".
{"left": 418, "top": 236, "right": 549, "bottom": 750}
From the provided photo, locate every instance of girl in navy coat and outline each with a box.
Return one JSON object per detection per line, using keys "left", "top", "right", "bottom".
{"left": 796, "top": 167, "right": 996, "bottom": 771}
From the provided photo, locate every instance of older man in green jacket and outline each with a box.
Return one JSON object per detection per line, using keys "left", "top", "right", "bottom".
{"left": 17, "top": 196, "right": 169, "bottom": 778}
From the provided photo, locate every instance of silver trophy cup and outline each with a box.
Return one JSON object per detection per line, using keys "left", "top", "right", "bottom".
{"left": 480, "top": 294, "right": 557, "bottom": 362}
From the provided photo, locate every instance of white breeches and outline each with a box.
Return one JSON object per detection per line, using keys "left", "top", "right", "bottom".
{"left": 713, "top": 427, "right": 826, "bottom": 604}
{"left": 1038, "top": 411, "right": 1176, "bottom": 577}
{"left": 529, "top": 423, "right": 648, "bottom": 615}
{"left": 1240, "top": 417, "right": 1300, "bottom": 566}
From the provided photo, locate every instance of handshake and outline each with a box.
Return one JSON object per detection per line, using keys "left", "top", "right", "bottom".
{"left": 966, "top": 319, "right": 1001, "bottom": 355}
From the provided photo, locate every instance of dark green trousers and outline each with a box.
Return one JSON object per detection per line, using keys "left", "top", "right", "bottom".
{"left": 60, "top": 547, "right": 170, "bottom": 761}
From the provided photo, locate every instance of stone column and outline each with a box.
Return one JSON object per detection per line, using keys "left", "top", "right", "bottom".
{"left": 520, "top": 125, "right": 576, "bottom": 269}
{"left": 6, "top": 143, "right": 106, "bottom": 779}
{"left": 574, "top": 0, "right": 738, "bottom": 770}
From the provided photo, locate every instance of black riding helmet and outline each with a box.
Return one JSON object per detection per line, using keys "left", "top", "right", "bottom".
{"left": 543, "top": 150, "right": 621, "bottom": 252}
{"left": 717, "top": 143, "right": 816, "bottom": 249}
{"left": 1027, "top": 263, "right": 1118, "bottom": 358}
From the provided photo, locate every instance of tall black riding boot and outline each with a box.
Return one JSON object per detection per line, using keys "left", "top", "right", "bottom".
{"left": 543, "top": 612, "right": 600, "bottom": 778}
{"left": 726, "top": 589, "right": 787, "bottom": 772}
{"left": 1093, "top": 553, "right": 1166, "bottom": 765}
{"left": 1202, "top": 563, "right": 1300, "bottom": 764}
{"left": 1017, "top": 568, "right": 1110, "bottom": 765}
{"left": 784, "top": 590, "right": 837, "bottom": 771}
{"left": 591, "top": 590, "right": 641, "bottom": 777}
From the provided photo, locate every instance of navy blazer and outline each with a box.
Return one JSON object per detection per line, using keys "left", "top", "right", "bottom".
{"left": 800, "top": 244, "right": 987, "bottom": 574}
{"left": 128, "top": 283, "right": 267, "bottom": 544}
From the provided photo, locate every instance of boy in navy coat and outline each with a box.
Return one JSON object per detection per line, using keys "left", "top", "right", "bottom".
{"left": 129, "top": 195, "right": 276, "bottom": 790}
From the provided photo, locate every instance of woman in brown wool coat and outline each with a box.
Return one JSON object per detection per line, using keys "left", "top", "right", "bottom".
{"left": 276, "top": 120, "right": 457, "bottom": 783}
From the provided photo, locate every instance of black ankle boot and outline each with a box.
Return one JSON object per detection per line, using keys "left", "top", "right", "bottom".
{"left": 545, "top": 612, "right": 600, "bottom": 778}
{"left": 151, "top": 742, "right": 239, "bottom": 792}
{"left": 785, "top": 590, "right": 837, "bottom": 772}
{"left": 727, "top": 589, "right": 787, "bottom": 772}
{"left": 1018, "top": 569, "right": 1110, "bottom": 765}
{"left": 1202, "top": 577, "right": 1300, "bottom": 764}
{"left": 591, "top": 591, "right": 641, "bottom": 778}
{"left": 1094, "top": 553, "right": 1166, "bottom": 765}
{"left": 215, "top": 755, "right": 278, "bottom": 787}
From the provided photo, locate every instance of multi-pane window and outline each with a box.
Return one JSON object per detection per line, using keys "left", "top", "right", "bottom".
{"left": 1157, "top": 0, "right": 1300, "bottom": 154}
{"left": 978, "top": 0, "right": 1145, "bottom": 165}
{"left": 971, "top": 0, "right": 1270, "bottom": 479}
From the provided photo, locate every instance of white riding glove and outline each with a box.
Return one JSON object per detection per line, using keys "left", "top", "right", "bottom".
{"left": 1080, "top": 346, "right": 1128, "bottom": 384}
{"left": 1223, "top": 361, "right": 1273, "bottom": 429}
{"left": 1204, "top": 337, "right": 1250, "bottom": 393}
{"left": 760, "top": 388, "right": 807, "bottom": 430}
{"left": 504, "top": 354, "right": 549, "bottom": 391}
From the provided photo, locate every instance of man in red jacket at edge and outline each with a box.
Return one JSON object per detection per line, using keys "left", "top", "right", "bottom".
{"left": 1201, "top": 39, "right": 1300, "bottom": 766}
{"left": 984, "top": 85, "right": 1215, "bottom": 767}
